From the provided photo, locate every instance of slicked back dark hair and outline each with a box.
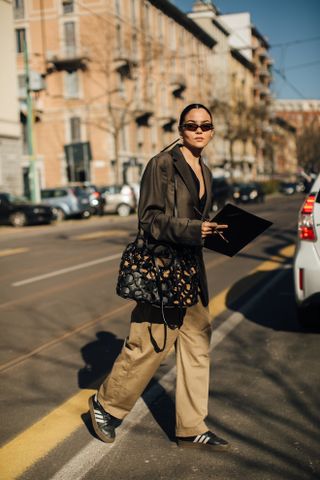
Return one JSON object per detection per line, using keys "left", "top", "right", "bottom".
{"left": 179, "top": 103, "right": 212, "bottom": 127}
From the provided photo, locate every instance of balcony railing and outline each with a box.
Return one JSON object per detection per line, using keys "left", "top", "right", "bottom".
{"left": 113, "top": 49, "right": 137, "bottom": 78}
{"left": 46, "top": 47, "right": 89, "bottom": 73}
{"left": 133, "top": 100, "right": 154, "bottom": 126}
{"left": 170, "top": 74, "right": 186, "bottom": 98}
{"left": 158, "top": 109, "right": 176, "bottom": 130}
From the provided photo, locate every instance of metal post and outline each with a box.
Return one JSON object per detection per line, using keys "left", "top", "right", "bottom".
{"left": 23, "top": 40, "right": 40, "bottom": 203}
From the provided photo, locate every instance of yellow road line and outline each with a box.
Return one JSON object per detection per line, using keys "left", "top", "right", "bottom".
{"left": 0, "top": 244, "right": 295, "bottom": 480}
{"left": 0, "top": 248, "right": 29, "bottom": 257}
{"left": 72, "top": 230, "right": 128, "bottom": 240}
{"left": 0, "top": 389, "right": 95, "bottom": 479}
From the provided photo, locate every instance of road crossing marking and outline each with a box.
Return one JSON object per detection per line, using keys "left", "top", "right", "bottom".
{"left": 0, "top": 247, "right": 29, "bottom": 257}
{"left": 0, "top": 244, "right": 295, "bottom": 479}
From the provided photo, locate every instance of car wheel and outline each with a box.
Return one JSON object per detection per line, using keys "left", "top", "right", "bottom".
{"left": 81, "top": 210, "right": 91, "bottom": 219}
{"left": 52, "top": 208, "right": 65, "bottom": 222}
{"left": 117, "top": 204, "right": 131, "bottom": 217}
{"left": 9, "top": 211, "right": 27, "bottom": 227}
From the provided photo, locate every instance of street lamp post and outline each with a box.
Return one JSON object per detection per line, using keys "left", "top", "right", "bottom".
{"left": 23, "top": 40, "right": 40, "bottom": 203}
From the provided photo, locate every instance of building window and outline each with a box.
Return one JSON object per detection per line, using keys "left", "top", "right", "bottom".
{"left": 116, "top": 23, "right": 122, "bottom": 54}
{"left": 22, "top": 122, "right": 28, "bottom": 154}
{"left": 18, "top": 74, "right": 26, "bottom": 99}
{"left": 157, "top": 12, "right": 163, "bottom": 41}
{"left": 147, "top": 78, "right": 153, "bottom": 101}
{"left": 64, "top": 22, "right": 76, "bottom": 56}
{"left": 15, "top": 28, "right": 26, "bottom": 53}
{"left": 118, "top": 73, "right": 125, "bottom": 97}
{"left": 132, "top": 33, "right": 138, "bottom": 61}
{"left": 70, "top": 117, "right": 81, "bottom": 142}
{"left": 120, "top": 125, "right": 127, "bottom": 151}
{"left": 65, "top": 72, "right": 79, "bottom": 98}
{"left": 14, "top": 0, "right": 25, "bottom": 19}
{"left": 62, "top": 0, "right": 74, "bottom": 14}
{"left": 170, "top": 20, "right": 176, "bottom": 50}
{"left": 130, "top": 0, "right": 136, "bottom": 24}
{"left": 144, "top": 2, "right": 150, "bottom": 34}
{"left": 115, "top": 0, "right": 121, "bottom": 16}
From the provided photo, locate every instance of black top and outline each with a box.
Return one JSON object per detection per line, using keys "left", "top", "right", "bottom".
{"left": 187, "top": 162, "right": 207, "bottom": 213}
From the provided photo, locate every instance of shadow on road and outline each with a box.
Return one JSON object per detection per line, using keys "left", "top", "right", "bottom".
{"left": 225, "top": 267, "right": 320, "bottom": 332}
{"left": 78, "top": 331, "right": 123, "bottom": 389}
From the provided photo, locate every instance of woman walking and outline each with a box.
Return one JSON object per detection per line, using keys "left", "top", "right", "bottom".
{"left": 89, "top": 103, "right": 229, "bottom": 450}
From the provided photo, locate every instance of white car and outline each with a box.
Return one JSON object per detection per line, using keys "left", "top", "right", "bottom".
{"left": 293, "top": 174, "right": 320, "bottom": 324}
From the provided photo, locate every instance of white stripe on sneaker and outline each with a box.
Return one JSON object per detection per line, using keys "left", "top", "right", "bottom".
{"left": 203, "top": 436, "right": 210, "bottom": 444}
{"left": 193, "top": 435, "right": 201, "bottom": 442}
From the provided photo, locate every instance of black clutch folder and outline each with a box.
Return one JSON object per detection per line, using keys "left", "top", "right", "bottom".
{"left": 204, "top": 203, "right": 273, "bottom": 257}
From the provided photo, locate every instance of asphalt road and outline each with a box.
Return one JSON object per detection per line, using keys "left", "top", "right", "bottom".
{"left": 0, "top": 195, "right": 319, "bottom": 480}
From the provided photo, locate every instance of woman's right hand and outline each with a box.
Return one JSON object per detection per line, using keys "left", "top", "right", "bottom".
{"left": 201, "top": 221, "right": 228, "bottom": 239}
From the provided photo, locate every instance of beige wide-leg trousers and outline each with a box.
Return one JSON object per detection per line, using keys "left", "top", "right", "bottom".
{"left": 98, "top": 299, "right": 212, "bottom": 437}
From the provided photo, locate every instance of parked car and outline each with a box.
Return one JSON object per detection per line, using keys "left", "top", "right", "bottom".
{"left": 211, "top": 177, "right": 231, "bottom": 212}
{"left": 232, "top": 182, "right": 265, "bottom": 204}
{"left": 279, "top": 182, "right": 295, "bottom": 195}
{"left": 0, "top": 192, "right": 55, "bottom": 227}
{"left": 40, "top": 187, "right": 91, "bottom": 220}
{"left": 99, "top": 184, "right": 137, "bottom": 217}
{"left": 293, "top": 174, "right": 320, "bottom": 325}
{"left": 69, "top": 183, "right": 105, "bottom": 216}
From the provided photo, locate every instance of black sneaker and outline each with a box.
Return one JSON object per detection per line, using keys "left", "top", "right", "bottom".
{"left": 88, "top": 394, "right": 121, "bottom": 443}
{"left": 177, "top": 431, "right": 230, "bottom": 451}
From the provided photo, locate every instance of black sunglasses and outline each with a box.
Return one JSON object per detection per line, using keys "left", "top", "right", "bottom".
{"left": 181, "top": 123, "right": 214, "bottom": 132}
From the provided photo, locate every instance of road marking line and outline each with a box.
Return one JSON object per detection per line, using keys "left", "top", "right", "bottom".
{"left": 0, "top": 244, "right": 294, "bottom": 479}
{"left": 12, "top": 253, "right": 121, "bottom": 287}
{"left": 72, "top": 230, "right": 128, "bottom": 240}
{"left": 0, "top": 248, "right": 29, "bottom": 257}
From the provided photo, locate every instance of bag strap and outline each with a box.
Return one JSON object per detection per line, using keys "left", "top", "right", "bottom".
{"left": 139, "top": 154, "right": 185, "bottom": 353}
{"left": 160, "top": 138, "right": 180, "bottom": 153}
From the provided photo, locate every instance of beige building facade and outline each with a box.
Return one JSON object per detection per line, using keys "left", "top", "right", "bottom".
{"left": 270, "top": 116, "right": 297, "bottom": 177}
{"left": 14, "top": 0, "right": 216, "bottom": 191}
{"left": 190, "top": 3, "right": 257, "bottom": 180}
{"left": 0, "top": 1, "right": 22, "bottom": 194}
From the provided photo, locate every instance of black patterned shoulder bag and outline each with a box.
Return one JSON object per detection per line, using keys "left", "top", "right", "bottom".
{"left": 116, "top": 176, "right": 200, "bottom": 352}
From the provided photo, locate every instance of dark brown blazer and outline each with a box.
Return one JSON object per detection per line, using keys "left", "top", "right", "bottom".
{"left": 138, "top": 144, "right": 213, "bottom": 306}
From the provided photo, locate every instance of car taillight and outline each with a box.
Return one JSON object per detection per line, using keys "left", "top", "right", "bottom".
{"left": 298, "top": 194, "right": 317, "bottom": 241}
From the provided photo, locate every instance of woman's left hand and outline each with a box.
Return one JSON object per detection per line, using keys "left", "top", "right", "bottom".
{"left": 201, "top": 221, "right": 228, "bottom": 239}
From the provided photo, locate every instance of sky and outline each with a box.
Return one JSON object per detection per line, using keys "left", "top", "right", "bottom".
{"left": 171, "top": 0, "right": 320, "bottom": 100}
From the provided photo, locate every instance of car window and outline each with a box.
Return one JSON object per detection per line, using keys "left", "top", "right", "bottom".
{"left": 41, "top": 189, "right": 68, "bottom": 198}
{"left": 72, "top": 187, "right": 88, "bottom": 197}
{"left": 101, "top": 186, "right": 121, "bottom": 194}
{"left": 41, "top": 190, "right": 54, "bottom": 199}
{"left": 8, "top": 194, "right": 29, "bottom": 204}
{"left": 54, "top": 189, "right": 68, "bottom": 197}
